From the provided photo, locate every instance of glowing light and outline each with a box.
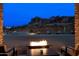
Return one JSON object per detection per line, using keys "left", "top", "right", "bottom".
{"left": 28, "top": 33, "right": 36, "bottom": 35}
{"left": 30, "top": 40, "right": 47, "bottom": 46}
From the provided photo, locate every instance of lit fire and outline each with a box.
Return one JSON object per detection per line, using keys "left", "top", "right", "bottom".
{"left": 30, "top": 40, "right": 47, "bottom": 46}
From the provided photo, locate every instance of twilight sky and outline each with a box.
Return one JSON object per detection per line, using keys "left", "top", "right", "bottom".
{"left": 3, "top": 3, "right": 74, "bottom": 27}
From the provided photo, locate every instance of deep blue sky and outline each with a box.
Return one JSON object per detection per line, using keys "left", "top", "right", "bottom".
{"left": 3, "top": 3, "right": 74, "bottom": 27}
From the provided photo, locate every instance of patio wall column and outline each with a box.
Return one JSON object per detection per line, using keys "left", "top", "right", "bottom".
{"left": 0, "top": 4, "right": 3, "bottom": 45}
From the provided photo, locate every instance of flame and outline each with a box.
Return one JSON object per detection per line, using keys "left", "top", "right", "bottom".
{"left": 30, "top": 40, "right": 47, "bottom": 46}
